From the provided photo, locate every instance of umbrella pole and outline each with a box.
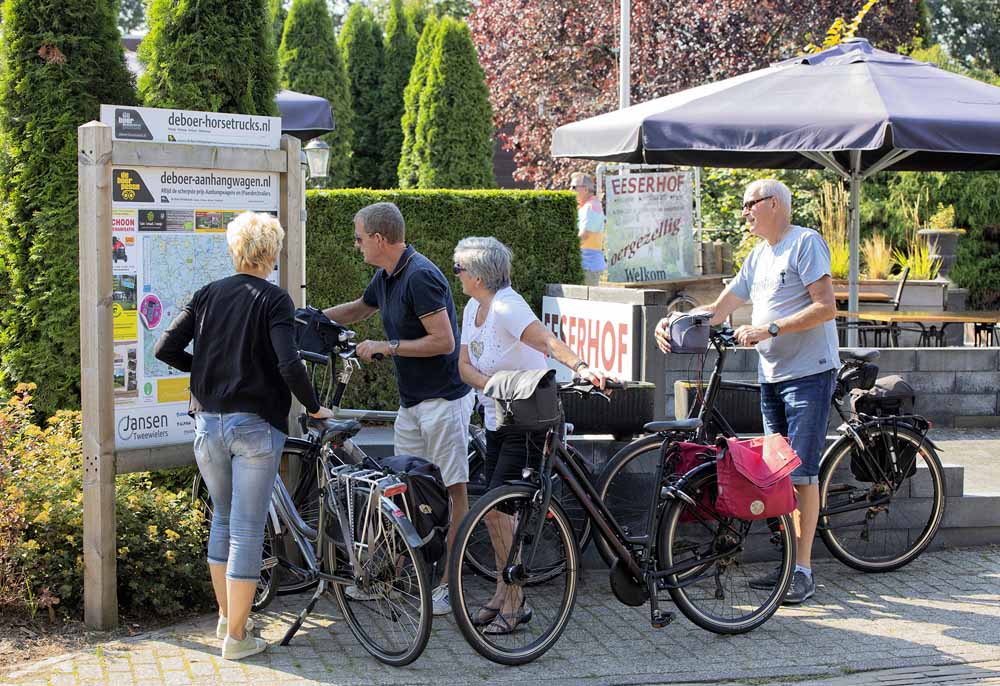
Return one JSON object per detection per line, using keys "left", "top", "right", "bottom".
{"left": 848, "top": 151, "right": 862, "bottom": 347}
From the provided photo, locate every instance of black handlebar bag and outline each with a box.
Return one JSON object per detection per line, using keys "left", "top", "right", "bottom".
{"left": 294, "top": 306, "right": 344, "bottom": 355}
{"left": 483, "top": 369, "right": 563, "bottom": 433}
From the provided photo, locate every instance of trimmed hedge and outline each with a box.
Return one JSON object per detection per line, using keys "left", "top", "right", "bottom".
{"left": 305, "top": 189, "right": 580, "bottom": 410}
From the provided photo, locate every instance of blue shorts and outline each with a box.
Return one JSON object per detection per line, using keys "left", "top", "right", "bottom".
{"left": 759, "top": 369, "right": 835, "bottom": 485}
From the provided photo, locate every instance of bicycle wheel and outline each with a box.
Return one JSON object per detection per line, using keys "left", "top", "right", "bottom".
{"left": 449, "top": 485, "right": 578, "bottom": 666}
{"left": 192, "top": 473, "right": 282, "bottom": 610}
{"left": 328, "top": 507, "right": 432, "bottom": 667}
{"left": 594, "top": 435, "right": 665, "bottom": 567}
{"left": 659, "top": 467, "right": 794, "bottom": 634}
{"left": 819, "top": 425, "right": 946, "bottom": 572}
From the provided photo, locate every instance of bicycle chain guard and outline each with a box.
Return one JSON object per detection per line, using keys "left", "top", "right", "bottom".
{"left": 609, "top": 559, "right": 647, "bottom": 607}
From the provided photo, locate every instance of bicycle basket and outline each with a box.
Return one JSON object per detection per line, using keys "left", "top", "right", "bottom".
{"left": 483, "top": 369, "right": 563, "bottom": 432}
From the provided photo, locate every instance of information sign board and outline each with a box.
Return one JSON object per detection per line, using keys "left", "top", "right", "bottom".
{"left": 100, "top": 105, "right": 281, "bottom": 149}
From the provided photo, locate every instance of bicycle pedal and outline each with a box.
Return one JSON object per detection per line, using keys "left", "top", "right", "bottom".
{"left": 651, "top": 610, "right": 674, "bottom": 628}
{"left": 261, "top": 556, "right": 279, "bottom": 570}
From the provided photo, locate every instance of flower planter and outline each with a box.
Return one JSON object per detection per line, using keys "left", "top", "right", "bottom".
{"left": 917, "top": 228, "right": 966, "bottom": 281}
{"left": 562, "top": 381, "right": 656, "bottom": 440}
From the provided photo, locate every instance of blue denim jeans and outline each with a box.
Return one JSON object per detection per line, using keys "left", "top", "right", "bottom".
{"left": 193, "top": 412, "right": 285, "bottom": 581}
{"left": 759, "top": 370, "right": 836, "bottom": 485}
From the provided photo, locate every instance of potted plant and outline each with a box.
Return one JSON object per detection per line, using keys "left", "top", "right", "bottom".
{"left": 917, "top": 204, "right": 966, "bottom": 281}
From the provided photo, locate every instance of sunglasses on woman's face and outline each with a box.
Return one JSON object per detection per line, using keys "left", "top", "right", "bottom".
{"left": 453, "top": 264, "right": 467, "bottom": 275}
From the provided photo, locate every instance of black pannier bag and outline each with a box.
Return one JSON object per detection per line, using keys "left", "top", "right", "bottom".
{"left": 483, "top": 369, "right": 563, "bottom": 432}
{"left": 294, "top": 306, "right": 346, "bottom": 356}
{"left": 849, "top": 421, "right": 923, "bottom": 483}
{"left": 372, "top": 455, "right": 451, "bottom": 564}
{"left": 849, "top": 375, "right": 915, "bottom": 417}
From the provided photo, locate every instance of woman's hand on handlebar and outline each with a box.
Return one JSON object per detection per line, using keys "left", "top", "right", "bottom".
{"left": 578, "top": 365, "right": 612, "bottom": 390}
{"left": 308, "top": 406, "right": 335, "bottom": 420}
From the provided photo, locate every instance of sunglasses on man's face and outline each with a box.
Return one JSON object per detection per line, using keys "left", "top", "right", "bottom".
{"left": 742, "top": 195, "right": 773, "bottom": 211}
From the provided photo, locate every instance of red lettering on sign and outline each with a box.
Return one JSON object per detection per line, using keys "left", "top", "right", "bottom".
{"left": 587, "top": 318, "right": 600, "bottom": 364}
{"left": 618, "top": 324, "right": 629, "bottom": 374}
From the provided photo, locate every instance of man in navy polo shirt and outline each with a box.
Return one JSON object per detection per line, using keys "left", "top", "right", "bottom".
{"left": 323, "top": 202, "right": 473, "bottom": 615}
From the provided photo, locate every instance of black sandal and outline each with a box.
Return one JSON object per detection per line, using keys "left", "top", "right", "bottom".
{"left": 482, "top": 603, "right": 533, "bottom": 635}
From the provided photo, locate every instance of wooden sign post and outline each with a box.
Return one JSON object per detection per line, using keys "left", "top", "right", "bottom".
{"left": 78, "top": 116, "right": 304, "bottom": 630}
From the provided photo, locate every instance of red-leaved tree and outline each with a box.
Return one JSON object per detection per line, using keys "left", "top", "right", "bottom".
{"left": 469, "top": 0, "right": 928, "bottom": 188}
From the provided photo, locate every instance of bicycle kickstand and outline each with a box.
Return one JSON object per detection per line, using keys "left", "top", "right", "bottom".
{"left": 646, "top": 577, "right": 674, "bottom": 629}
{"left": 280, "top": 579, "right": 327, "bottom": 646}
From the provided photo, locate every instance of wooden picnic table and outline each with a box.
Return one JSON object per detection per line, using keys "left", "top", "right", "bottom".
{"left": 837, "top": 310, "right": 1000, "bottom": 346}
{"left": 833, "top": 291, "right": 893, "bottom": 304}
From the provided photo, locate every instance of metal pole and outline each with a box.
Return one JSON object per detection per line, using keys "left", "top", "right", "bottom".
{"left": 847, "top": 151, "right": 862, "bottom": 347}
{"left": 619, "top": 0, "right": 630, "bottom": 109}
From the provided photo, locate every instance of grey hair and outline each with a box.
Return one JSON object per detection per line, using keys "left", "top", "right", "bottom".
{"left": 453, "top": 236, "right": 513, "bottom": 292}
{"left": 745, "top": 179, "right": 792, "bottom": 213}
{"left": 355, "top": 202, "right": 405, "bottom": 244}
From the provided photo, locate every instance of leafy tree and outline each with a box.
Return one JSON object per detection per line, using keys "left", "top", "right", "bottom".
{"left": 0, "top": 0, "right": 137, "bottom": 416}
{"left": 118, "top": 0, "right": 145, "bottom": 34}
{"left": 270, "top": 0, "right": 288, "bottom": 48}
{"left": 339, "top": 4, "right": 384, "bottom": 186}
{"left": 139, "top": 0, "right": 279, "bottom": 115}
{"left": 926, "top": 0, "right": 1000, "bottom": 73}
{"left": 413, "top": 17, "right": 494, "bottom": 188}
{"left": 376, "top": 0, "right": 418, "bottom": 187}
{"left": 398, "top": 15, "right": 439, "bottom": 188}
{"left": 280, "top": 0, "right": 354, "bottom": 186}
{"left": 469, "top": 0, "right": 927, "bottom": 188}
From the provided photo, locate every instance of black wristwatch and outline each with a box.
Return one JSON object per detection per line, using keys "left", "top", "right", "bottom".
{"left": 768, "top": 322, "right": 780, "bottom": 337}
{"left": 573, "top": 360, "right": 589, "bottom": 372}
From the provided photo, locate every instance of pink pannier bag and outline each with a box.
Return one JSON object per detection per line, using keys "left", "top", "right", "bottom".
{"left": 715, "top": 434, "right": 801, "bottom": 520}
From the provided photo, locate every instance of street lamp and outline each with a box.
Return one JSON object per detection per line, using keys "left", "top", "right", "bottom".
{"left": 304, "top": 139, "right": 331, "bottom": 179}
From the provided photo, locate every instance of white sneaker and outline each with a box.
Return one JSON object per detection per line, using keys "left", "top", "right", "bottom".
{"left": 216, "top": 615, "right": 255, "bottom": 640}
{"left": 431, "top": 585, "right": 450, "bottom": 616}
{"left": 221, "top": 633, "right": 267, "bottom": 660}
{"left": 345, "top": 584, "right": 400, "bottom": 601}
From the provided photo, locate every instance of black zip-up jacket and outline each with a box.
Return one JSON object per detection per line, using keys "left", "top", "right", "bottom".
{"left": 154, "top": 273, "right": 320, "bottom": 433}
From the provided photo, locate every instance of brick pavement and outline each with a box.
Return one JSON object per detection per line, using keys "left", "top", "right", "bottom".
{"left": 4, "top": 545, "right": 999, "bottom": 686}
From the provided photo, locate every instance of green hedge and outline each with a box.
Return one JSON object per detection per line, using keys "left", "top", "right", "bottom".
{"left": 305, "top": 189, "right": 580, "bottom": 410}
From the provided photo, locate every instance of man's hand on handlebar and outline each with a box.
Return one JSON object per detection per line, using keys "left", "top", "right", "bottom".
{"left": 654, "top": 317, "right": 673, "bottom": 353}
{"left": 356, "top": 339, "right": 389, "bottom": 362}
{"left": 308, "top": 406, "right": 336, "bottom": 419}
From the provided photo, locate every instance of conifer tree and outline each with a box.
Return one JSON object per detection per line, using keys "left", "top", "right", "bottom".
{"left": 376, "top": 0, "right": 418, "bottom": 187}
{"left": 339, "top": 5, "right": 384, "bottom": 187}
{"left": 139, "top": 0, "right": 279, "bottom": 115}
{"left": 280, "top": 0, "right": 353, "bottom": 187}
{"left": 397, "top": 15, "right": 439, "bottom": 188}
{"left": 413, "top": 17, "right": 494, "bottom": 188}
{"left": 0, "top": 0, "right": 137, "bottom": 415}
{"left": 405, "top": 1, "right": 430, "bottom": 45}
{"left": 270, "top": 0, "right": 288, "bottom": 49}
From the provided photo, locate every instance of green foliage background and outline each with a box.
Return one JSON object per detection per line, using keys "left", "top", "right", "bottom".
{"left": 339, "top": 5, "right": 385, "bottom": 187}
{"left": 0, "top": 0, "right": 137, "bottom": 418}
{"left": 139, "top": 0, "right": 279, "bottom": 115}
{"left": 270, "top": 0, "right": 288, "bottom": 50}
{"left": 377, "top": 0, "right": 419, "bottom": 188}
{"left": 398, "top": 15, "right": 440, "bottom": 189}
{"left": 305, "top": 189, "right": 580, "bottom": 409}
{"left": 280, "top": 0, "right": 354, "bottom": 187}
{"left": 413, "top": 17, "right": 495, "bottom": 188}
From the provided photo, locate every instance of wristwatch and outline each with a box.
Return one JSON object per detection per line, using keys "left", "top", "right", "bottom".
{"left": 768, "top": 322, "right": 780, "bottom": 337}
{"left": 573, "top": 360, "right": 589, "bottom": 372}
{"left": 388, "top": 339, "right": 400, "bottom": 356}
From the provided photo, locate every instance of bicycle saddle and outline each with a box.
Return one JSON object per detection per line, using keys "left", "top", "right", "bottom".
{"left": 305, "top": 417, "right": 362, "bottom": 442}
{"left": 644, "top": 418, "right": 702, "bottom": 434}
{"left": 840, "top": 348, "right": 880, "bottom": 363}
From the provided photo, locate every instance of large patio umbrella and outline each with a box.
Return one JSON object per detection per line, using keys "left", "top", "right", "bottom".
{"left": 275, "top": 89, "right": 335, "bottom": 141}
{"left": 551, "top": 37, "right": 1000, "bottom": 344}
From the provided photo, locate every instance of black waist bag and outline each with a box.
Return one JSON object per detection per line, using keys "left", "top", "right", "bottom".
{"left": 373, "top": 455, "right": 451, "bottom": 564}
{"left": 483, "top": 369, "right": 563, "bottom": 432}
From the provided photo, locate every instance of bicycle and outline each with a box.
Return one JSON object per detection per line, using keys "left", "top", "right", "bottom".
{"left": 596, "top": 326, "right": 946, "bottom": 574}
{"left": 447, "top": 378, "right": 796, "bottom": 665}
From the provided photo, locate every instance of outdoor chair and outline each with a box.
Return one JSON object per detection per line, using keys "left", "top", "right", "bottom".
{"left": 859, "top": 267, "right": 910, "bottom": 347}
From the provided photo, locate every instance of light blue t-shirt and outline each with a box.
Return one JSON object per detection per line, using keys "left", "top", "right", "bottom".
{"left": 730, "top": 225, "right": 839, "bottom": 384}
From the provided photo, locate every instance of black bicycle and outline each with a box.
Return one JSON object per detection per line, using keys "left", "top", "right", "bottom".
{"left": 597, "top": 327, "right": 946, "bottom": 574}
{"left": 448, "top": 379, "right": 795, "bottom": 665}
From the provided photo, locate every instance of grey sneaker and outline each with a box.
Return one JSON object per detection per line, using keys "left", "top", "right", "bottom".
{"left": 221, "top": 633, "right": 267, "bottom": 660}
{"left": 748, "top": 565, "right": 783, "bottom": 590}
{"left": 431, "top": 584, "right": 450, "bottom": 616}
{"left": 782, "top": 570, "right": 816, "bottom": 605}
{"left": 216, "top": 615, "right": 254, "bottom": 640}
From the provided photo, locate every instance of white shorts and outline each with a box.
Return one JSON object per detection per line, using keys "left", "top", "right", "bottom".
{"left": 394, "top": 392, "right": 474, "bottom": 487}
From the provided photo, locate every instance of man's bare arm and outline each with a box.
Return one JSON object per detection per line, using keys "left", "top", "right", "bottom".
{"left": 773, "top": 275, "right": 837, "bottom": 334}
{"left": 323, "top": 298, "right": 377, "bottom": 325}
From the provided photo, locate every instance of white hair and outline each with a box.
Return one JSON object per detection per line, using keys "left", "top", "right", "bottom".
{"left": 745, "top": 179, "right": 792, "bottom": 213}
{"left": 454, "top": 236, "right": 513, "bottom": 292}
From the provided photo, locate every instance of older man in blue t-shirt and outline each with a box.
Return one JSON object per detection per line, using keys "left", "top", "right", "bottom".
{"left": 655, "top": 179, "right": 838, "bottom": 605}
{"left": 324, "top": 202, "right": 473, "bottom": 616}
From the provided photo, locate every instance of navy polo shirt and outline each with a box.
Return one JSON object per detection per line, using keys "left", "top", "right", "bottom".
{"left": 362, "top": 245, "right": 469, "bottom": 408}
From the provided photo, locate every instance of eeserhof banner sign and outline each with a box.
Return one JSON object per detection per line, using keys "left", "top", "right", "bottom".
{"left": 604, "top": 171, "right": 696, "bottom": 283}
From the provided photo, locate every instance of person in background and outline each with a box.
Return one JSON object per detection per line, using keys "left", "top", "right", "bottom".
{"left": 454, "top": 236, "right": 609, "bottom": 634}
{"left": 322, "top": 202, "right": 473, "bottom": 616}
{"left": 654, "top": 179, "right": 838, "bottom": 605}
{"left": 155, "top": 211, "right": 334, "bottom": 660}
{"left": 571, "top": 171, "right": 607, "bottom": 286}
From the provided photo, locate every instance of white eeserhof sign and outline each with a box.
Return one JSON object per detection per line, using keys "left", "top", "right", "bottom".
{"left": 541, "top": 297, "right": 635, "bottom": 381}
{"left": 100, "top": 105, "right": 281, "bottom": 149}
{"left": 604, "top": 171, "right": 695, "bottom": 283}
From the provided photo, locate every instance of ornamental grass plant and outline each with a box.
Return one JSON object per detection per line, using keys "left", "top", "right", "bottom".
{"left": 861, "top": 234, "right": 894, "bottom": 280}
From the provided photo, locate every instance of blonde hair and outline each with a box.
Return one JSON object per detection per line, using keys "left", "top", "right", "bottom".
{"left": 227, "top": 211, "right": 284, "bottom": 272}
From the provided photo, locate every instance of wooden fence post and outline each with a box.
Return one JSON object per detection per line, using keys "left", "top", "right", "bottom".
{"left": 79, "top": 121, "right": 118, "bottom": 630}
